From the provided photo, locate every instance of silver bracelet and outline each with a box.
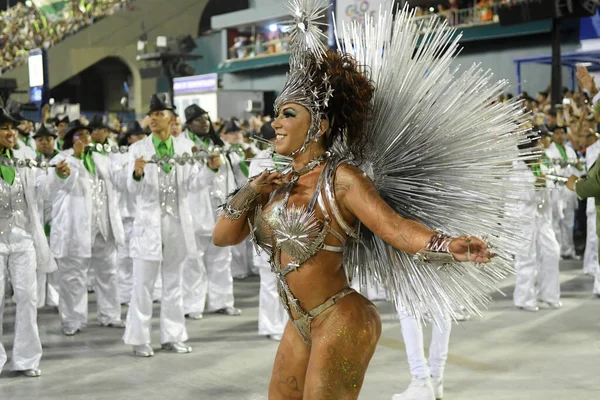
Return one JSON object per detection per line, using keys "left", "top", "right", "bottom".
{"left": 219, "top": 183, "right": 260, "bottom": 220}
{"left": 414, "top": 232, "right": 455, "bottom": 264}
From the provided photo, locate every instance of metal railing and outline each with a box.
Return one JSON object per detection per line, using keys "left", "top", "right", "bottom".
{"left": 415, "top": 3, "right": 501, "bottom": 31}
{"left": 225, "top": 4, "right": 503, "bottom": 62}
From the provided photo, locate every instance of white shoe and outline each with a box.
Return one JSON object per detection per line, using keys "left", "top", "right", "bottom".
{"left": 23, "top": 369, "right": 42, "bottom": 378}
{"left": 431, "top": 376, "right": 443, "bottom": 399}
{"left": 391, "top": 377, "right": 435, "bottom": 400}
{"left": 541, "top": 301, "right": 562, "bottom": 309}
{"left": 161, "top": 342, "right": 192, "bottom": 353}
{"left": 185, "top": 312, "right": 204, "bottom": 320}
{"left": 133, "top": 344, "right": 154, "bottom": 357}
{"left": 267, "top": 334, "right": 283, "bottom": 341}
{"left": 517, "top": 305, "right": 539, "bottom": 312}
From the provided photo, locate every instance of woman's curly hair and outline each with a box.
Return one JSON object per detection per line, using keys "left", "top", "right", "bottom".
{"left": 317, "top": 50, "right": 375, "bottom": 160}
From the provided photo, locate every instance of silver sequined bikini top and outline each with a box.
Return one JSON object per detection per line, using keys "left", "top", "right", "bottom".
{"left": 249, "top": 157, "right": 358, "bottom": 268}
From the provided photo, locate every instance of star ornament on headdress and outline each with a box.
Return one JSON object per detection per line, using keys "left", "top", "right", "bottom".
{"left": 324, "top": 85, "right": 334, "bottom": 108}
{"left": 285, "top": 0, "right": 329, "bottom": 61}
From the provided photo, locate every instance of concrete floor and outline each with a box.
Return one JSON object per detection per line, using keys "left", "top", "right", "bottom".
{"left": 1, "top": 260, "right": 599, "bottom": 400}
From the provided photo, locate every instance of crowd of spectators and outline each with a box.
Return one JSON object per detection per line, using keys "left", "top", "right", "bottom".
{"left": 0, "top": 0, "right": 132, "bottom": 74}
{"left": 517, "top": 86, "right": 599, "bottom": 157}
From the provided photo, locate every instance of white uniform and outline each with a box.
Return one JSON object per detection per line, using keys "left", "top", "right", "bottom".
{"left": 35, "top": 151, "right": 61, "bottom": 309}
{"left": 18, "top": 136, "right": 36, "bottom": 152}
{"left": 122, "top": 135, "right": 215, "bottom": 346}
{"left": 511, "top": 160, "right": 561, "bottom": 308}
{"left": 584, "top": 141, "right": 600, "bottom": 277}
{"left": 200, "top": 139, "right": 237, "bottom": 312}
{"left": 177, "top": 133, "right": 216, "bottom": 316}
{"left": 0, "top": 165, "right": 60, "bottom": 374}
{"left": 395, "top": 305, "right": 452, "bottom": 384}
{"left": 112, "top": 151, "right": 136, "bottom": 304}
{"left": 248, "top": 149, "right": 288, "bottom": 336}
{"left": 51, "top": 149, "right": 126, "bottom": 331}
{"left": 545, "top": 142, "right": 581, "bottom": 257}
{"left": 224, "top": 144, "right": 252, "bottom": 279}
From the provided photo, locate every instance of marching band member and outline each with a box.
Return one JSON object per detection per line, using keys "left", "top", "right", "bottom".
{"left": 52, "top": 119, "right": 126, "bottom": 336}
{"left": 115, "top": 121, "right": 149, "bottom": 304}
{"left": 55, "top": 116, "right": 70, "bottom": 150}
{"left": 545, "top": 125, "right": 582, "bottom": 260}
{"left": 33, "top": 124, "right": 61, "bottom": 309}
{"left": 0, "top": 108, "right": 71, "bottom": 378}
{"left": 583, "top": 135, "right": 600, "bottom": 279}
{"left": 512, "top": 132, "right": 561, "bottom": 312}
{"left": 182, "top": 104, "right": 241, "bottom": 316}
{"left": 220, "top": 119, "right": 253, "bottom": 280}
{"left": 248, "top": 121, "right": 288, "bottom": 340}
{"left": 122, "top": 94, "right": 220, "bottom": 357}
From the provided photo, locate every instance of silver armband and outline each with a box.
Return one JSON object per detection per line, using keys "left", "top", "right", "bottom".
{"left": 414, "top": 232, "right": 455, "bottom": 264}
{"left": 219, "top": 183, "right": 260, "bottom": 220}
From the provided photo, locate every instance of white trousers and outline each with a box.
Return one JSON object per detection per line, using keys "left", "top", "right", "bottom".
{"left": 397, "top": 312, "right": 452, "bottom": 380}
{"left": 514, "top": 220, "right": 561, "bottom": 308}
{"left": 117, "top": 218, "right": 134, "bottom": 304}
{"left": 123, "top": 216, "right": 188, "bottom": 345}
{"left": 182, "top": 234, "right": 210, "bottom": 315}
{"left": 584, "top": 203, "right": 599, "bottom": 275}
{"left": 230, "top": 240, "right": 251, "bottom": 279}
{"left": 255, "top": 253, "right": 287, "bottom": 336}
{"left": 0, "top": 228, "right": 42, "bottom": 373}
{"left": 36, "top": 270, "right": 60, "bottom": 308}
{"left": 204, "top": 240, "right": 235, "bottom": 312}
{"left": 57, "top": 233, "right": 121, "bottom": 330}
{"left": 552, "top": 191, "right": 576, "bottom": 257}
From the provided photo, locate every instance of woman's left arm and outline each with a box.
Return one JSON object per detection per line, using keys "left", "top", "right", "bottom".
{"left": 336, "top": 164, "right": 490, "bottom": 262}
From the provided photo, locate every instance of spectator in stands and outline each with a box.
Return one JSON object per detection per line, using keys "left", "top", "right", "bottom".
{"left": 0, "top": 1, "right": 131, "bottom": 74}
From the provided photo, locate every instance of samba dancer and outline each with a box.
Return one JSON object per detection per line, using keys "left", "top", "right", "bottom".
{"left": 212, "top": 1, "right": 530, "bottom": 397}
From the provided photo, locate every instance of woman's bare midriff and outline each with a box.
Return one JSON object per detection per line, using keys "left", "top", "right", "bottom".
{"left": 260, "top": 164, "right": 355, "bottom": 321}
{"left": 279, "top": 250, "right": 349, "bottom": 321}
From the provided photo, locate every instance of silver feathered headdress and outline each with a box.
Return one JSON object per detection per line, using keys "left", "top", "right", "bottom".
{"left": 274, "top": 0, "right": 334, "bottom": 155}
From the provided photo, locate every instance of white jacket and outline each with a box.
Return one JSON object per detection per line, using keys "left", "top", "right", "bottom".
{"left": 126, "top": 135, "right": 217, "bottom": 261}
{"left": 19, "top": 166, "right": 65, "bottom": 273}
{"left": 174, "top": 135, "right": 215, "bottom": 236}
{"left": 50, "top": 149, "right": 127, "bottom": 259}
{"left": 112, "top": 151, "right": 136, "bottom": 220}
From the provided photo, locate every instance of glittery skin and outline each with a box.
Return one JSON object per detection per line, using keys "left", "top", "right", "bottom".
{"left": 251, "top": 158, "right": 348, "bottom": 345}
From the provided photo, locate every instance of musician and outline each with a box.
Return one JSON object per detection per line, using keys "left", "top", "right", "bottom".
{"left": 122, "top": 94, "right": 220, "bottom": 357}
{"left": 512, "top": 132, "right": 561, "bottom": 311}
{"left": 220, "top": 119, "right": 253, "bottom": 280}
{"left": 182, "top": 104, "right": 241, "bottom": 316}
{"left": 0, "top": 108, "right": 71, "bottom": 378}
{"left": 545, "top": 125, "right": 582, "bottom": 260}
{"left": 33, "top": 124, "right": 61, "bottom": 309}
{"left": 116, "top": 121, "right": 149, "bottom": 304}
{"left": 51, "top": 119, "right": 127, "bottom": 336}
{"left": 55, "top": 116, "right": 70, "bottom": 150}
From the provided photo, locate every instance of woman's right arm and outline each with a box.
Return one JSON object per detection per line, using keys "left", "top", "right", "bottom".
{"left": 213, "top": 170, "right": 285, "bottom": 247}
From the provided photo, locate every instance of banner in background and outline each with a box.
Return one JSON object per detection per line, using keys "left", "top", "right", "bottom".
{"left": 33, "top": 0, "right": 69, "bottom": 19}
{"left": 335, "top": 0, "right": 388, "bottom": 27}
